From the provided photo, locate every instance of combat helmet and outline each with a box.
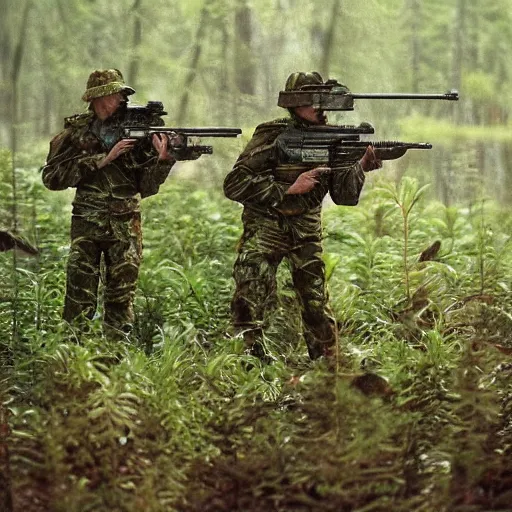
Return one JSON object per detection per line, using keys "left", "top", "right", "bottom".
{"left": 284, "top": 71, "right": 324, "bottom": 92}
{"left": 81, "top": 69, "right": 135, "bottom": 102}
{"left": 278, "top": 71, "right": 352, "bottom": 110}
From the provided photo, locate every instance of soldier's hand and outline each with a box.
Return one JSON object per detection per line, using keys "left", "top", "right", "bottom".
{"left": 98, "top": 139, "right": 137, "bottom": 168}
{"left": 285, "top": 166, "right": 330, "bottom": 195}
{"left": 359, "top": 145, "right": 382, "bottom": 172}
{"left": 166, "top": 132, "right": 186, "bottom": 149}
{"left": 152, "top": 133, "right": 176, "bottom": 162}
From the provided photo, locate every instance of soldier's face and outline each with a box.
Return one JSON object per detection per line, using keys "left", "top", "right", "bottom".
{"left": 294, "top": 106, "right": 327, "bottom": 125}
{"left": 92, "top": 93, "right": 124, "bottom": 120}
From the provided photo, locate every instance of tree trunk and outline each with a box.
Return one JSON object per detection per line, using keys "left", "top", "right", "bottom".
{"left": 128, "top": 0, "right": 143, "bottom": 91}
{"left": 176, "top": 2, "right": 210, "bottom": 124}
{"left": 40, "top": 30, "right": 53, "bottom": 136}
{"left": 441, "top": 0, "right": 467, "bottom": 205}
{"left": 409, "top": 0, "right": 421, "bottom": 94}
{"left": 11, "top": 0, "right": 33, "bottom": 218}
{"left": 0, "top": 1, "right": 12, "bottom": 144}
{"left": 219, "top": 23, "right": 231, "bottom": 124}
{"left": 0, "top": 0, "right": 11, "bottom": 80}
{"left": 234, "top": 0, "right": 255, "bottom": 95}
{"left": 451, "top": 0, "right": 465, "bottom": 125}
{"left": 10, "top": 0, "right": 33, "bottom": 345}
{"left": 319, "top": 0, "right": 341, "bottom": 79}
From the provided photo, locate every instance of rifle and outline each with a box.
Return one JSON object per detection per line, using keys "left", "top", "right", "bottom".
{"left": 118, "top": 101, "right": 242, "bottom": 159}
{"left": 274, "top": 126, "right": 431, "bottom": 182}
{"left": 278, "top": 79, "right": 459, "bottom": 111}
{"left": 123, "top": 126, "right": 242, "bottom": 159}
{"left": 275, "top": 125, "right": 431, "bottom": 165}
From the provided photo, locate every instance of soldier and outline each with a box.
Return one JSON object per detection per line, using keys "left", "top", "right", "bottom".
{"left": 224, "top": 71, "right": 382, "bottom": 361}
{"left": 42, "top": 69, "right": 176, "bottom": 339}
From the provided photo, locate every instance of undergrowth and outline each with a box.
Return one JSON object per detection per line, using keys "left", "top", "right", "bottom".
{"left": 1, "top": 155, "right": 512, "bottom": 511}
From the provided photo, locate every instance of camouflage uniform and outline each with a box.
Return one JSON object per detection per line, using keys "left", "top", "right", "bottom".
{"left": 42, "top": 69, "right": 175, "bottom": 338}
{"left": 224, "top": 73, "right": 366, "bottom": 359}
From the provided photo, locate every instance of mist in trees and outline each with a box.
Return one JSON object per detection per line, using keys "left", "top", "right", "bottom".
{"left": 0, "top": 0, "right": 511, "bottom": 204}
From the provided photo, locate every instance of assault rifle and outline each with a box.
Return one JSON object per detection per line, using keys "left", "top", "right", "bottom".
{"left": 119, "top": 101, "right": 242, "bottom": 160}
{"left": 278, "top": 79, "right": 459, "bottom": 111}
{"left": 123, "top": 126, "right": 242, "bottom": 160}
{"left": 275, "top": 125, "right": 431, "bottom": 167}
{"left": 273, "top": 126, "right": 432, "bottom": 183}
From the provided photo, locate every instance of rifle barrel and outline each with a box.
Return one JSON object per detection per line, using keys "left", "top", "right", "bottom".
{"left": 153, "top": 127, "right": 242, "bottom": 137}
{"left": 124, "top": 127, "right": 242, "bottom": 138}
{"left": 339, "top": 141, "right": 432, "bottom": 149}
{"left": 302, "top": 123, "right": 374, "bottom": 133}
{"left": 350, "top": 90, "right": 459, "bottom": 101}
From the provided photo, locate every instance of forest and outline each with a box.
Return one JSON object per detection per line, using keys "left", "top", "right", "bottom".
{"left": 1, "top": 0, "right": 512, "bottom": 511}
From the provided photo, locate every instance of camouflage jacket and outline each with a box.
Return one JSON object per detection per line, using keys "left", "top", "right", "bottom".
{"left": 223, "top": 117, "right": 365, "bottom": 218}
{"left": 42, "top": 103, "right": 174, "bottom": 238}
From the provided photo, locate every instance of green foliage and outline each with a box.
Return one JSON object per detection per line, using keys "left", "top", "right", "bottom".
{"left": 2, "top": 153, "right": 512, "bottom": 510}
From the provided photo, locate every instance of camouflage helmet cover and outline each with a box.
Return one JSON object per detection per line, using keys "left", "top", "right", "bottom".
{"left": 81, "top": 69, "right": 135, "bottom": 102}
{"left": 284, "top": 71, "right": 324, "bottom": 91}
{"left": 278, "top": 71, "right": 352, "bottom": 109}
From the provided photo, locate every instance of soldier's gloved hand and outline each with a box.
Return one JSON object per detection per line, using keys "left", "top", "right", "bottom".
{"left": 152, "top": 133, "right": 176, "bottom": 162}
{"left": 359, "top": 145, "right": 382, "bottom": 172}
{"left": 98, "top": 139, "right": 137, "bottom": 169}
{"left": 285, "top": 166, "right": 331, "bottom": 195}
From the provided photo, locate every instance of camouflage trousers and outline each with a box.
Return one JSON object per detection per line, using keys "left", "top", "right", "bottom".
{"left": 231, "top": 208, "right": 336, "bottom": 359}
{"left": 63, "top": 215, "right": 142, "bottom": 339}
